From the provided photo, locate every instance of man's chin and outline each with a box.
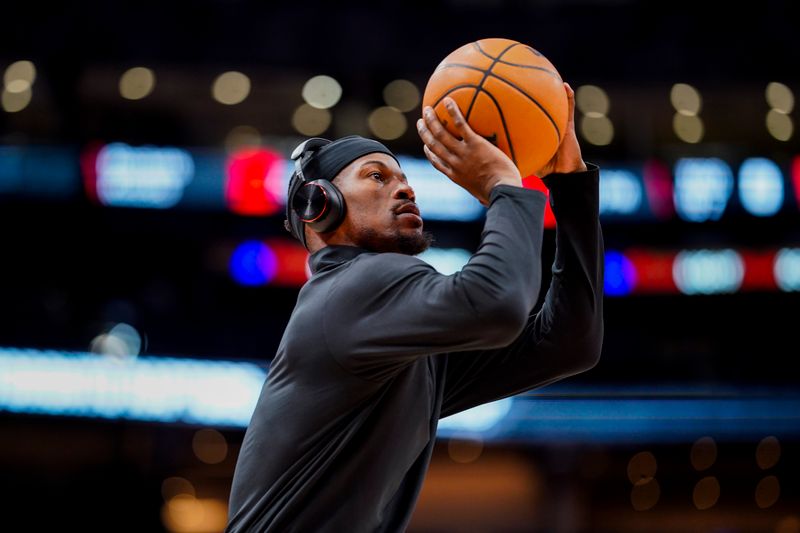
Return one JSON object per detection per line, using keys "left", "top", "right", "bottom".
{"left": 359, "top": 227, "right": 435, "bottom": 255}
{"left": 394, "top": 230, "right": 435, "bottom": 256}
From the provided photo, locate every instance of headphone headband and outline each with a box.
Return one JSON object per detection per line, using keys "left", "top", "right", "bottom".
{"left": 291, "top": 137, "right": 331, "bottom": 163}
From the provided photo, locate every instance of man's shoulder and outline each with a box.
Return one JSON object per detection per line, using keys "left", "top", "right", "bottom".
{"left": 351, "top": 251, "right": 434, "bottom": 271}
{"left": 337, "top": 251, "right": 436, "bottom": 289}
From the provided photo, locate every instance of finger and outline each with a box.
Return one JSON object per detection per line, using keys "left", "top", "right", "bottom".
{"left": 442, "top": 97, "right": 477, "bottom": 142}
{"left": 417, "top": 116, "right": 459, "bottom": 166}
{"left": 422, "top": 105, "right": 463, "bottom": 153}
{"left": 423, "top": 144, "right": 453, "bottom": 177}
{"left": 564, "top": 82, "right": 576, "bottom": 130}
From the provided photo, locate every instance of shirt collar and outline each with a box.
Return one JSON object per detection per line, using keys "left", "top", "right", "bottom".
{"left": 308, "top": 245, "right": 372, "bottom": 274}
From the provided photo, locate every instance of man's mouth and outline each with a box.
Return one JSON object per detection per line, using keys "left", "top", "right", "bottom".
{"left": 395, "top": 203, "right": 421, "bottom": 218}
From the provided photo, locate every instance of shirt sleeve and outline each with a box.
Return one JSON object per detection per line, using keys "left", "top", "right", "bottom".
{"left": 439, "top": 163, "right": 605, "bottom": 418}
{"left": 323, "top": 184, "right": 548, "bottom": 383}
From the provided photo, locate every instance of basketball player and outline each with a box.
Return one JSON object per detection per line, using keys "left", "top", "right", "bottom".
{"left": 226, "top": 83, "right": 603, "bottom": 532}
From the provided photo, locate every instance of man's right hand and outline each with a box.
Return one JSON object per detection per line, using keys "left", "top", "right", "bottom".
{"left": 416, "top": 97, "right": 523, "bottom": 206}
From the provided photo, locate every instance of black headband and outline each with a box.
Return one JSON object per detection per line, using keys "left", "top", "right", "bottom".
{"left": 285, "top": 135, "right": 399, "bottom": 248}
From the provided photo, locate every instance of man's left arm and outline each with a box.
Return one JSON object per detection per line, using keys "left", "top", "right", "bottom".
{"left": 440, "top": 162, "right": 604, "bottom": 418}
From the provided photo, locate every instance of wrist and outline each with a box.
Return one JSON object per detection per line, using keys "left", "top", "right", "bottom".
{"left": 483, "top": 176, "right": 522, "bottom": 203}
{"left": 552, "top": 159, "right": 588, "bottom": 175}
{"left": 487, "top": 175, "right": 522, "bottom": 191}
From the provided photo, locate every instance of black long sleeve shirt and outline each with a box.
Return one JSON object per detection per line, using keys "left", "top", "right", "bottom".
{"left": 226, "top": 163, "right": 604, "bottom": 532}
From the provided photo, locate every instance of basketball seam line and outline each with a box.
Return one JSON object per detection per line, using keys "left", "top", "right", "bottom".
{"left": 430, "top": 84, "right": 517, "bottom": 167}
{"left": 488, "top": 74, "right": 562, "bottom": 142}
{"left": 477, "top": 88, "right": 517, "bottom": 167}
{"left": 436, "top": 63, "right": 563, "bottom": 143}
{"left": 431, "top": 84, "right": 481, "bottom": 110}
{"left": 465, "top": 42, "right": 522, "bottom": 121}
{"left": 438, "top": 61, "right": 560, "bottom": 81}
{"left": 473, "top": 41, "right": 562, "bottom": 81}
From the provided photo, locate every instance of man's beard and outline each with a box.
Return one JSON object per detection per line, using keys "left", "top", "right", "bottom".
{"left": 358, "top": 226, "right": 435, "bottom": 256}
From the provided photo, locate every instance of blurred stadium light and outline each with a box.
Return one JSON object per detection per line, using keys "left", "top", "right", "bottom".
{"left": 3, "top": 346, "right": 799, "bottom": 443}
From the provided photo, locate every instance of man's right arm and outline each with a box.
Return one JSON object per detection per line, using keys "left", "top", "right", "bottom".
{"left": 324, "top": 183, "right": 547, "bottom": 383}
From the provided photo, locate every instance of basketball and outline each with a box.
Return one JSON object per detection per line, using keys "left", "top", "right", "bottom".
{"left": 422, "top": 38, "right": 568, "bottom": 178}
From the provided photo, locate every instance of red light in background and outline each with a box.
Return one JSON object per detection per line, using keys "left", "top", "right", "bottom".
{"left": 792, "top": 156, "right": 800, "bottom": 210}
{"left": 643, "top": 159, "right": 674, "bottom": 220}
{"left": 522, "top": 175, "right": 555, "bottom": 229}
{"left": 225, "top": 148, "right": 284, "bottom": 216}
{"left": 265, "top": 238, "right": 310, "bottom": 286}
{"left": 625, "top": 248, "right": 679, "bottom": 294}
{"left": 80, "top": 142, "right": 104, "bottom": 204}
{"left": 740, "top": 250, "right": 777, "bottom": 291}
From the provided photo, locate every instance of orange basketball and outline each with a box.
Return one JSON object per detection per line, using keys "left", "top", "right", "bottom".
{"left": 422, "top": 38, "right": 568, "bottom": 178}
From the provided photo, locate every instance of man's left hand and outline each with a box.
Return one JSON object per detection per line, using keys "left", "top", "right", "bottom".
{"left": 536, "top": 82, "right": 588, "bottom": 178}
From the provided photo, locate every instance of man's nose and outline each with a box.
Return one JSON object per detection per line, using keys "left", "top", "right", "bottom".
{"left": 392, "top": 181, "right": 415, "bottom": 203}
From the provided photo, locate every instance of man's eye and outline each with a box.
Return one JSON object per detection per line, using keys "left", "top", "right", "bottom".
{"left": 371, "top": 172, "right": 384, "bottom": 181}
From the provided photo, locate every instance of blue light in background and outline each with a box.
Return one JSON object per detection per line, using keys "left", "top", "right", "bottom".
{"left": 0, "top": 146, "right": 25, "bottom": 193}
{"left": 674, "top": 158, "right": 733, "bottom": 222}
{"left": 0, "top": 347, "right": 266, "bottom": 427}
{"left": 95, "top": 143, "right": 195, "bottom": 208}
{"left": 2, "top": 347, "right": 799, "bottom": 443}
{"left": 774, "top": 248, "right": 800, "bottom": 292}
{"left": 604, "top": 250, "right": 636, "bottom": 296}
{"left": 396, "top": 156, "right": 484, "bottom": 221}
{"left": 738, "top": 157, "right": 784, "bottom": 217}
{"left": 0, "top": 146, "right": 79, "bottom": 197}
{"left": 672, "top": 249, "right": 744, "bottom": 295}
{"left": 599, "top": 168, "right": 643, "bottom": 217}
{"left": 230, "top": 241, "right": 277, "bottom": 286}
{"left": 439, "top": 398, "right": 512, "bottom": 433}
{"left": 417, "top": 247, "right": 472, "bottom": 274}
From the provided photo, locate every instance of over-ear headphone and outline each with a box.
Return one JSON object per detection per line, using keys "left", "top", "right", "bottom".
{"left": 288, "top": 137, "right": 347, "bottom": 238}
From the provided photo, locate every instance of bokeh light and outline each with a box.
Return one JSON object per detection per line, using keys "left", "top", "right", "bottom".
{"left": 693, "top": 476, "right": 720, "bottom": 510}
{"left": 630, "top": 478, "right": 660, "bottom": 511}
{"left": 670, "top": 83, "right": 702, "bottom": 116}
{"left": 604, "top": 251, "right": 636, "bottom": 296}
{"left": 690, "top": 436, "right": 717, "bottom": 471}
{"left": 302, "top": 75, "right": 342, "bottom": 109}
{"left": 1, "top": 87, "right": 32, "bottom": 112}
{"left": 229, "top": 241, "right": 278, "bottom": 286}
{"left": 627, "top": 451, "right": 657, "bottom": 486}
{"left": 161, "top": 477, "right": 196, "bottom": 501}
{"left": 755, "top": 475, "right": 781, "bottom": 508}
{"left": 383, "top": 79, "right": 420, "bottom": 112}
{"left": 579, "top": 115, "right": 614, "bottom": 146}
{"left": 292, "top": 103, "right": 332, "bottom": 136}
{"left": 776, "top": 516, "right": 800, "bottom": 533}
{"left": 161, "top": 495, "right": 227, "bottom": 533}
{"left": 3, "top": 60, "right": 36, "bottom": 89}
{"left": 212, "top": 71, "right": 251, "bottom": 105}
{"left": 119, "top": 67, "right": 156, "bottom": 100}
{"left": 766, "top": 82, "right": 794, "bottom": 113}
{"left": 673, "top": 113, "right": 704, "bottom": 143}
{"left": 368, "top": 106, "right": 407, "bottom": 140}
{"left": 756, "top": 436, "right": 781, "bottom": 469}
{"left": 225, "top": 147, "right": 284, "bottom": 216}
{"left": 192, "top": 428, "right": 228, "bottom": 465}
{"left": 89, "top": 323, "right": 142, "bottom": 359}
{"left": 766, "top": 109, "right": 793, "bottom": 141}
{"left": 576, "top": 85, "right": 610, "bottom": 117}
{"left": 447, "top": 435, "right": 484, "bottom": 463}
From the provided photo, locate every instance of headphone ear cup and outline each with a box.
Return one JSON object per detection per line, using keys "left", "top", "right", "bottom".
{"left": 292, "top": 179, "right": 346, "bottom": 233}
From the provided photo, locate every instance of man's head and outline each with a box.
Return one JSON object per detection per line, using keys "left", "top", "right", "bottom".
{"left": 285, "top": 136, "right": 434, "bottom": 255}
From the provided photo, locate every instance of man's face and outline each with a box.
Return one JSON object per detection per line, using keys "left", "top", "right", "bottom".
{"left": 321, "top": 153, "right": 434, "bottom": 255}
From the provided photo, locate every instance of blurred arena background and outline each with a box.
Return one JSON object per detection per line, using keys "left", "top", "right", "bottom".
{"left": 1, "top": 0, "right": 799, "bottom": 531}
